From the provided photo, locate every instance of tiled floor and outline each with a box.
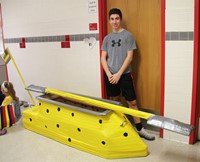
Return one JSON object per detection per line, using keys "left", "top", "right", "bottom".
{"left": 0, "top": 108, "right": 200, "bottom": 162}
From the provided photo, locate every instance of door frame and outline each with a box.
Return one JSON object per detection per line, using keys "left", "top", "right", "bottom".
{"left": 160, "top": 0, "right": 165, "bottom": 138}
{"left": 98, "top": 0, "right": 107, "bottom": 99}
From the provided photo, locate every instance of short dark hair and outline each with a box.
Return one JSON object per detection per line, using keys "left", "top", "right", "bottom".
{"left": 109, "top": 8, "right": 122, "bottom": 20}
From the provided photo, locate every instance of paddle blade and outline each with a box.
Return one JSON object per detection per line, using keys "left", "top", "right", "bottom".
{"left": 1, "top": 48, "right": 11, "bottom": 64}
{"left": 147, "top": 115, "right": 194, "bottom": 136}
{"left": 25, "top": 84, "right": 46, "bottom": 93}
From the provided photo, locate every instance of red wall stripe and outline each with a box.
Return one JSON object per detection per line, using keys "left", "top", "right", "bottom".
{"left": 190, "top": 0, "right": 200, "bottom": 144}
{"left": 19, "top": 37, "right": 26, "bottom": 48}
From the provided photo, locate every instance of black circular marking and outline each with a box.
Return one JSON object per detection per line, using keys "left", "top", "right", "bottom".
{"left": 101, "top": 141, "right": 106, "bottom": 145}
{"left": 123, "top": 132, "right": 128, "bottom": 137}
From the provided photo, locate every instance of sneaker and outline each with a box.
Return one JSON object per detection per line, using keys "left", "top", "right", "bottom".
{"left": 138, "top": 128, "right": 155, "bottom": 141}
{"left": 0, "top": 129, "right": 7, "bottom": 136}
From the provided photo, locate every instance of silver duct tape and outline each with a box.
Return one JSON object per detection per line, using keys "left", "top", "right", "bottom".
{"left": 147, "top": 115, "right": 194, "bottom": 136}
{"left": 25, "top": 84, "right": 46, "bottom": 93}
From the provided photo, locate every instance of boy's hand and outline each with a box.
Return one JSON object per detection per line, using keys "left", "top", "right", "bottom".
{"left": 109, "top": 73, "right": 121, "bottom": 84}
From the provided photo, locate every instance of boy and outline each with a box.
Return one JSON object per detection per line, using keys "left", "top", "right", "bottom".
{"left": 101, "top": 8, "right": 155, "bottom": 140}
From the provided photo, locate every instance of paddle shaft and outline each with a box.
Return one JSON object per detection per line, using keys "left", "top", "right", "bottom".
{"left": 6, "top": 48, "right": 36, "bottom": 105}
{"left": 46, "top": 88, "right": 152, "bottom": 119}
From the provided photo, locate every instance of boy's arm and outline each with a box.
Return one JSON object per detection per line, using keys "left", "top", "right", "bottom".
{"left": 101, "top": 51, "right": 112, "bottom": 79}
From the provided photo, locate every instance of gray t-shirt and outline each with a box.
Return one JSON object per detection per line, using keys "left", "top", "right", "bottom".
{"left": 102, "top": 29, "right": 137, "bottom": 74}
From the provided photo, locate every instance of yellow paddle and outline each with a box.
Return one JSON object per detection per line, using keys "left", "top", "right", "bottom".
{"left": 1, "top": 48, "right": 35, "bottom": 105}
{"left": 26, "top": 84, "right": 194, "bottom": 136}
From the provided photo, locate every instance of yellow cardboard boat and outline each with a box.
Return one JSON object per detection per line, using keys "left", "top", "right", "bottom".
{"left": 23, "top": 85, "right": 193, "bottom": 159}
{"left": 23, "top": 89, "right": 148, "bottom": 159}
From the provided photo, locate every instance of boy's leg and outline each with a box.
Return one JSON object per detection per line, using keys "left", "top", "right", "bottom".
{"left": 120, "top": 73, "right": 155, "bottom": 140}
{"left": 127, "top": 100, "right": 155, "bottom": 141}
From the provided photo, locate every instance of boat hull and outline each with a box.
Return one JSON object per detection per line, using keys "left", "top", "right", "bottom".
{"left": 23, "top": 94, "right": 148, "bottom": 159}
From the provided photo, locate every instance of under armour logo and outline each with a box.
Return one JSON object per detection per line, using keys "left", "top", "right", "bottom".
{"left": 111, "top": 39, "right": 121, "bottom": 47}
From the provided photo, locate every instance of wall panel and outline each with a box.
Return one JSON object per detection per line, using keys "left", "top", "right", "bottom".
{"left": 0, "top": 0, "right": 101, "bottom": 102}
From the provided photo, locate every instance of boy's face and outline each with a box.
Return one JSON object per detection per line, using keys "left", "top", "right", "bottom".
{"left": 109, "top": 14, "right": 121, "bottom": 31}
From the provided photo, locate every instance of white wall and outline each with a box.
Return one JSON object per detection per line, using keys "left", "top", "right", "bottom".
{"left": 0, "top": 0, "right": 101, "bottom": 103}
{"left": 164, "top": 0, "right": 194, "bottom": 143}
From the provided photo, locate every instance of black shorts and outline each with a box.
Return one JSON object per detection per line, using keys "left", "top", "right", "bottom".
{"left": 105, "top": 73, "right": 136, "bottom": 101}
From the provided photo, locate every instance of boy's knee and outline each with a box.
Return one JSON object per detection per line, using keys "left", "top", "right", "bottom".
{"left": 127, "top": 100, "right": 137, "bottom": 108}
